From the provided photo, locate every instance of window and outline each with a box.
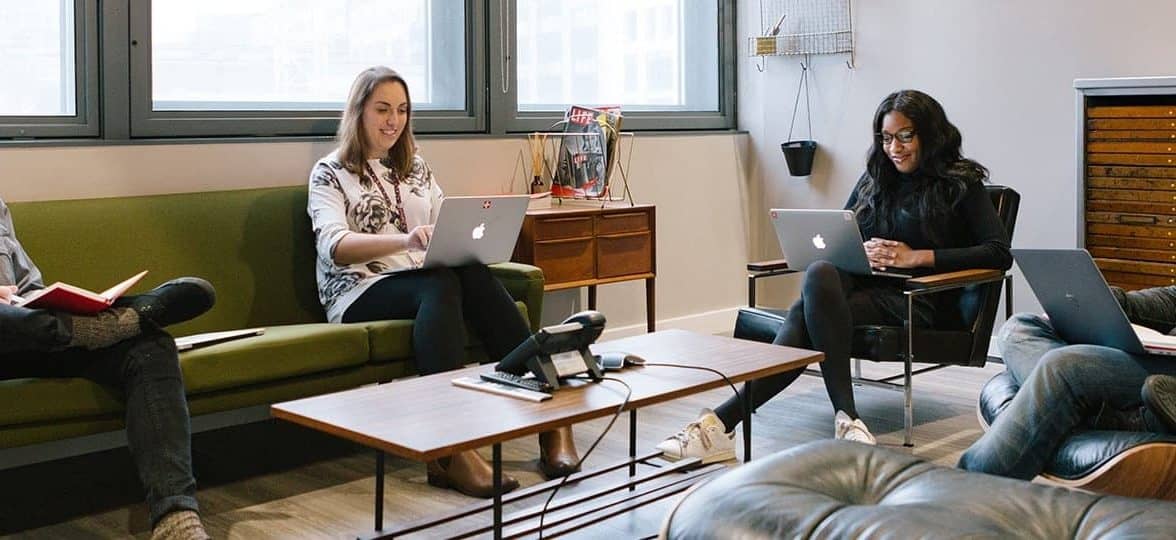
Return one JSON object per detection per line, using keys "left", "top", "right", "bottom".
{"left": 130, "top": 0, "right": 478, "bottom": 137}
{"left": 3, "top": 0, "right": 733, "bottom": 141}
{"left": 0, "top": 0, "right": 98, "bottom": 138}
{"left": 502, "top": 0, "right": 733, "bottom": 132}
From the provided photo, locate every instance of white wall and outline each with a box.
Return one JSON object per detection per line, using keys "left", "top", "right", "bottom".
{"left": 739, "top": 0, "right": 1176, "bottom": 313}
{"left": 0, "top": 134, "right": 753, "bottom": 333}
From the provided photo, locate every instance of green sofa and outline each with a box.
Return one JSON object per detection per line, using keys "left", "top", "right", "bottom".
{"left": 0, "top": 186, "right": 544, "bottom": 451}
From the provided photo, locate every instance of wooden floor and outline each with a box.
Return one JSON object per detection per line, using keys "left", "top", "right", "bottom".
{"left": 0, "top": 360, "right": 1004, "bottom": 539}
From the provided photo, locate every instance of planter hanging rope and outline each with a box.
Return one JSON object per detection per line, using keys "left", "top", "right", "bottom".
{"left": 781, "top": 55, "right": 817, "bottom": 176}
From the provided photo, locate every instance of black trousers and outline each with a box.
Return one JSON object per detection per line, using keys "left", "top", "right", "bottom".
{"left": 342, "top": 264, "right": 532, "bottom": 375}
{"left": 0, "top": 304, "right": 198, "bottom": 526}
{"left": 715, "top": 261, "right": 934, "bottom": 428}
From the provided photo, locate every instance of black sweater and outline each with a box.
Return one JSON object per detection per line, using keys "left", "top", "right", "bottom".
{"left": 843, "top": 177, "right": 1012, "bottom": 275}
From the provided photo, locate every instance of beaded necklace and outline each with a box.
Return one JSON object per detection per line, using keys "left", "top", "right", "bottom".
{"left": 363, "top": 161, "right": 407, "bottom": 234}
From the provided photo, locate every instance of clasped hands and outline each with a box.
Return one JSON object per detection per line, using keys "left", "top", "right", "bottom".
{"left": 864, "top": 237, "right": 918, "bottom": 271}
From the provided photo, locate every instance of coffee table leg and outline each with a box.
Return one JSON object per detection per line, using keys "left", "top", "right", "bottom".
{"left": 375, "top": 450, "right": 385, "bottom": 532}
{"left": 629, "top": 410, "right": 637, "bottom": 488}
{"left": 493, "top": 443, "right": 503, "bottom": 540}
{"left": 742, "top": 382, "right": 752, "bottom": 462}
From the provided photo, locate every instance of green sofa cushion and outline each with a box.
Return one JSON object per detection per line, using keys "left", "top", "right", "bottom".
{"left": 0, "top": 377, "right": 122, "bottom": 427}
{"left": 362, "top": 301, "right": 530, "bottom": 364}
{"left": 179, "top": 323, "right": 371, "bottom": 395}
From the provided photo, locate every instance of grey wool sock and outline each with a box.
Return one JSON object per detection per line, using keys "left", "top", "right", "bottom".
{"left": 67, "top": 308, "right": 142, "bottom": 350}
{"left": 150, "top": 510, "right": 210, "bottom": 540}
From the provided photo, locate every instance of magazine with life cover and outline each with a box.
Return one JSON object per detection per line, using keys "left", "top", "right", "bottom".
{"left": 554, "top": 105, "right": 622, "bottom": 199}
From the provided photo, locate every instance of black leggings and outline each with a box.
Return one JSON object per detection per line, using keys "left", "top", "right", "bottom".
{"left": 342, "top": 264, "right": 531, "bottom": 376}
{"left": 714, "top": 261, "right": 923, "bottom": 428}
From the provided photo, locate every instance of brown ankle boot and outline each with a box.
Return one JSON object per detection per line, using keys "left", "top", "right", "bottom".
{"left": 426, "top": 449, "right": 519, "bottom": 498}
{"left": 539, "top": 426, "right": 581, "bottom": 479}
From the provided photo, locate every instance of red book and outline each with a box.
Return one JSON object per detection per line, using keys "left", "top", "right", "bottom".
{"left": 15, "top": 270, "right": 148, "bottom": 315}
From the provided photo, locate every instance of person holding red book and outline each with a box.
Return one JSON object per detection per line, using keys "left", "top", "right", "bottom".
{"left": 0, "top": 197, "right": 216, "bottom": 540}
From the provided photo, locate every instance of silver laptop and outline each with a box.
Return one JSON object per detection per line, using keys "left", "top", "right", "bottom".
{"left": 389, "top": 195, "right": 530, "bottom": 272}
{"left": 769, "top": 209, "right": 912, "bottom": 278}
{"left": 1014, "top": 248, "right": 1176, "bottom": 356}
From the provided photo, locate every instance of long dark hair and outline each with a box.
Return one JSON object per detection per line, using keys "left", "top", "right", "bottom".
{"left": 853, "top": 89, "right": 988, "bottom": 243}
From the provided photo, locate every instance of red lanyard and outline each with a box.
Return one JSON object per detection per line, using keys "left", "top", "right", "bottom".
{"left": 364, "top": 161, "right": 407, "bottom": 233}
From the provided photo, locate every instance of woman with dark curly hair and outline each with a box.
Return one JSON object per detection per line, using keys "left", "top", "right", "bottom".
{"left": 307, "top": 66, "right": 580, "bottom": 498}
{"left": 658, "top": 89, "right": 1012, "bottom": 461}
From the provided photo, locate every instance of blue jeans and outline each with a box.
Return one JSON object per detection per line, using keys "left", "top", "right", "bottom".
{"left": 0, "top": 305, "right": 198, "bottom": 526}
{"left": 958, "top": 312, "right": 1176, "bottom": 479}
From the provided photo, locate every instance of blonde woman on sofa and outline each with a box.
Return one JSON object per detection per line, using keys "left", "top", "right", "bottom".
{"left": 0, "top": 198, "right": 215, "bottom": 540}
{"left": 307, "top": 66, "right": 579, "bottom": 498}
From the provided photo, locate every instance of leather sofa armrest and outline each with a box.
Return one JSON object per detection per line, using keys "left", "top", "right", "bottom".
{"left": 905, "top": 269, "right": 1004, "bottom": 291}
{"left": 488, "top": 262, "right": 545, "bottom": 332}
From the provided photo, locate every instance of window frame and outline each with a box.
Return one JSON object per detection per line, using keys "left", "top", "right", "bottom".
{"left": 490, "top": 0, "right": 736, "bottom": 134}
{"left": 0, "top": 0, "right": 100, "bottom": 139}
{"left": 126, "top": 0, "right": 486, "bottom": 138}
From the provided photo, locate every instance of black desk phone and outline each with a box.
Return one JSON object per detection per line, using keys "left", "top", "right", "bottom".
{"left": 493, "top": 310, "right": 605, "bottom": 390}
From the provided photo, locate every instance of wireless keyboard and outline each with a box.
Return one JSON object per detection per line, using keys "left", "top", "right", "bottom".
{"left": 480, "top": 371, "right": 553, "bottom": 393}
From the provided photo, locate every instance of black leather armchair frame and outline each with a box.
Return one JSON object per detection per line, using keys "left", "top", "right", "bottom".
{"left": 739, "top": 185, "right": 1020, "bottom": 446}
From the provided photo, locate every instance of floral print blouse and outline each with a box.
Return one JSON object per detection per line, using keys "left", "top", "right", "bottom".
{"left": 307, "top": 150, "right": 444, "bottom": 322}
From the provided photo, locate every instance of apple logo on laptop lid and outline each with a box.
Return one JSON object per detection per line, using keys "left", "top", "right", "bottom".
{"left": 812, "top": 234, "right": 826, "bottom": 249}
{"left": 472, "top": 222, "right": 486, "bottom": 240}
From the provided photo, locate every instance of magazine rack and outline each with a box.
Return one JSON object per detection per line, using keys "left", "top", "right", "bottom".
{"left": 510, "top": 128, "right": 636, "bottom": 208}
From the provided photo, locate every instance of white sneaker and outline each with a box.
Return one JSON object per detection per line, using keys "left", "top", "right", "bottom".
{"left": 656, "top": 408, "right": 736, "bottom": 464}
{"left": 834, "top": 411, "right": 877, "bottom": 445}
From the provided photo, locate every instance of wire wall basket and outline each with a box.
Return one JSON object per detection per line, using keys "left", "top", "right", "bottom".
{"left": 749, "top": 0, "right": 853, "bottom": 63}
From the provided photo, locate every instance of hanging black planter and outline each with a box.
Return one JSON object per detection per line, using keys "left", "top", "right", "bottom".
{"left": 781, "top": 140, "right": 817, "bottom": 176}
{"left": 781, "top": 58, "right": 816, "bottom": 177}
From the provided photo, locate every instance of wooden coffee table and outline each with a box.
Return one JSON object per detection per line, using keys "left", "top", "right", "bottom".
{"left": 271, "top": 329, "right": 822, "bottom": 538}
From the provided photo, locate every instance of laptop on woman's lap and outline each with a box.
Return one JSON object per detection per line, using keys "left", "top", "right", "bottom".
{"left": 770, "top": 209, "right": 912, "bottom": 278}
{"left": 386, "top": 195, "right": 530, "bottom": 273}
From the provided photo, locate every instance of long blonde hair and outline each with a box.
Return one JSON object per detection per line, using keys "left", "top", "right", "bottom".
{"left": 336, "top": 66, "right": 416, "bottom": 177}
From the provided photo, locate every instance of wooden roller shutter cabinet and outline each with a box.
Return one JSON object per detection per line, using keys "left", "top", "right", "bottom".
{"left": 1085, "top": 97, "right": 1176, "bottom": 290}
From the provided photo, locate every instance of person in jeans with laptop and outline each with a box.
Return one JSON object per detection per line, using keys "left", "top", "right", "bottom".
{"left": 0, "top": 198, "right": 216, "bottom": 540}
{"left": 958, "top": 286, "right": 1176, "bottom": 479}
{"left": 659, "top": 89, "right": 1012, "bottom": 462}
{"left": 306, "top": 66, "right": 579, "bottom": 498}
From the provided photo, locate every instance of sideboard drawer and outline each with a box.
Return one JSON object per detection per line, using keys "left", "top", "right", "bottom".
{"left": 533, "top": 216, "right": 594, "bottom": 241}
{"left": 596, "top": 211, "right": 650, "bottom": 235}
{"left": 1087, "top": 234, "right": 1176, "bottom": 251}
{"left": 1094, "top": 257, "right": 1176, "bottom": 278}
{"left": 1101, "top": 270, "right": 1176, "bottom": 290}
{"left": 1086, "top": 212, "right": 1176, "bottom": 228}
{"left": 1089, "top": 246, "right": 1176, "bottom": 264}
{"left": 533, "top": 238, "right": 595, "bottom": 283}
{"left": 1088, "top": 105, "right": 1176, "bottom": 118}
{"left": 1088, "top": 166, "right": 1176, "bottom": 183}
{"left": 597, "top": 232, "right": 652, "bottom": 278}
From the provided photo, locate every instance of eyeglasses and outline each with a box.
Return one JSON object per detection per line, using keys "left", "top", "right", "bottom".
{"left": 877, "top": 128, "right": 916, "bottom": 146}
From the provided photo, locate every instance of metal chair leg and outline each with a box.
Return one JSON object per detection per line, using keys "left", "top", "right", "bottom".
{"left": 904, "top": 294, "right": 914, "bottom": 447}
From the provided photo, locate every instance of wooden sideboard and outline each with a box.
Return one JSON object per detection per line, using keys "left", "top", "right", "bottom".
{"left": 1082, "top": 89, "right": 1176, "bottom": 290}
{"left": 512, "top": 203, "right": 656, "bottom": 332}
